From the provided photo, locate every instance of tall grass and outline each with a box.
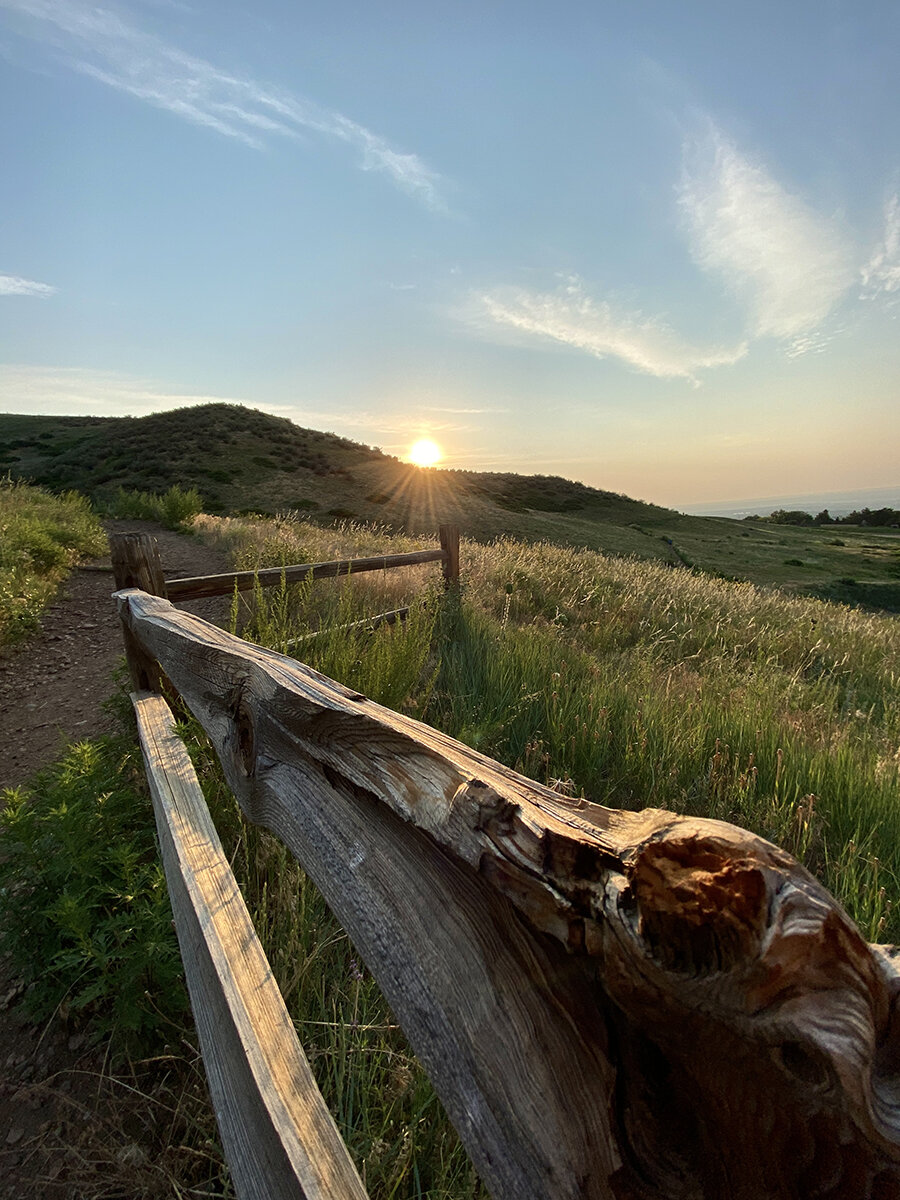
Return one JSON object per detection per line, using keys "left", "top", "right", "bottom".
{"left": 2, "top": 506, "right": 897, "bottom": 1197}
{"left": 0, "top": 476, "right": 107, "bottom": 648}
{"left": 199, "top": 513, "right": 900, "bottom": 941}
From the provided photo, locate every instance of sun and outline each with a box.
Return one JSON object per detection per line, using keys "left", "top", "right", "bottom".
{"left": 408, "top": 438, "right": 442, "bottom": 468}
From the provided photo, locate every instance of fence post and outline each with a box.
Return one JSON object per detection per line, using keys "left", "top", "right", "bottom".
{"left": 110, "top": 532, "right": 168, "bottom": 691}
{"left": 439, "top": 523, "right": 460, "bottom": 588}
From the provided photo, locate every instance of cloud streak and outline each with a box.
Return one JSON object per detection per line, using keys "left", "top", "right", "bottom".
{"left": 476, "top": 276, "right": 747, "bottom": 382}
{"left": 0, "top": 364, "right": 248, "bottom": 413}
{"left": 678, "top": 126, "right": 854, "bottom": 342}
{"left": 471, "top": 125, "right": 867, "bottom": 377}
{"left": 861, "top": 192, "right": 900, "bottom": 300}
{"left": 0, "top": 273, "right": 57, "bottom": 296}
{"left": 1, "top": 0, "right": 443, "bottom": 208}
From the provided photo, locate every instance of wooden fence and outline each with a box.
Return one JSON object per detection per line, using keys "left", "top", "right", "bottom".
{"left": 110, "top": 531, "right": 900, "bottom": 1200}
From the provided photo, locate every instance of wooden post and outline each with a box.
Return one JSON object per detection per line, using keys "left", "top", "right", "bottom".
{"left": 439, "top": 523, "right": 460, "bottom": 587}
{"left": 110, "top": 532, "right": 168, "bottom": 691}
{"left": 110, "top": 532, "right": 168, "bottom": 596}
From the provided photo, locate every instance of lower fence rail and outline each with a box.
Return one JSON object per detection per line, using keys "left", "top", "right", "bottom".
{"left": 133, "top": 692, "right": 369, "bottom": 1200}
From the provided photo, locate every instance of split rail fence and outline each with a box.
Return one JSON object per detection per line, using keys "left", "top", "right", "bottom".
{"left": 109, "top": 528, "right": 900, "bottom": 1200}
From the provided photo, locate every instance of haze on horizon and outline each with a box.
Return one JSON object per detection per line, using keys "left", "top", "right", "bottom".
{"left": 1, "top": 0, "right": 897, "bottom": 510}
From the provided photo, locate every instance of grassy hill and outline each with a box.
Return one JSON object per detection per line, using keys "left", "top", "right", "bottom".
{"left": 3, "top": 402, "right": 899, "bottom": 609}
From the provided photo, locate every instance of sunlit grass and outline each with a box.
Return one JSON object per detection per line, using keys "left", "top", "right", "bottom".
{"left": 0, "top": 477, "right": 107, "bottom": 649}
{"left": 197, "top": 513, "right": 900, "bottom": 941}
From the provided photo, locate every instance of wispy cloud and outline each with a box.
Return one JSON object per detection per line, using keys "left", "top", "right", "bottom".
{"left": 861, "top": 192, "right": 900, "bottom": 301}
{"left": 423, "top": 405, "right": 508, "bottom": 414}
{"left": 0, "top": 364, "right": 248, "bottom": 413}
{"left": 475, "top": 275, "right": 747, "bottom": 382}
{"left": 470, "top": 124, "right": 865, "bottom": 376}
{"left": 678, "top": 125, "right": 854, "bottom": 343}
{"left": 1, "top": 0, "right": 444, "bottom": 208}
{"left": 0, "top": 273, "right": 57, "bottom": 296}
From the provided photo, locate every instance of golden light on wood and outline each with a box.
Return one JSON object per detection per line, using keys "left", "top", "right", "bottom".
{"left": 408, "top": 438, "right": 441, "bottom": 467}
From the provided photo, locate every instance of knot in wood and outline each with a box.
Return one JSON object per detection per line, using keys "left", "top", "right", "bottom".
{"left": 232, "top": 692, "right": 257, "bottom": 778}
{"left": 630, "top": 836, "right": 767, "bottom": 974}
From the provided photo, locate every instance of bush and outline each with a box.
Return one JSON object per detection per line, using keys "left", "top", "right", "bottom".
{"left": 101, "top": 484, "right": 203, "bottom": 530}
{"left": 160, "top": 484, "right": 203, "bottom": 528}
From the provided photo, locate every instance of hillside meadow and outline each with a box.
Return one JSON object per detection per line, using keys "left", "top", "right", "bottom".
{"left": 3, "top": 404, "right": 899, "bottom": 612}
{"left": 199, "top": 512, "right": 900, "bottom": 942}
{"left": 1, "top": 488, "right": 899, "bottom": 1196}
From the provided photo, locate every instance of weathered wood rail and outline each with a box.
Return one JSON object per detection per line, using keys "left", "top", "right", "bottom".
{"left": 113, "top": 565, "right": 900, "bottom": 1199}
{"left": 134, "top": 691, "right": 368, "bottom": 1200}
{"left": 111, "top": 524, "right": 460, "bottom": 603}
{"left": 110, "top": 523, "right": 458, "bottom": 692}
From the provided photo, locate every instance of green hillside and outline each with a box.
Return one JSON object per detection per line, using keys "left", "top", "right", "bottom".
{"left": 2, "top": 403, "right": 899, "bottom": 609}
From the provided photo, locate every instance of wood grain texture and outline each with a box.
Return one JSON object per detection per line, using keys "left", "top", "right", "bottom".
{"left": 120, "top": 590, "right": 900, "bottom": 1200}
{"left": 439, "top": 523, "right": 460, "bottom": 586}
{"left": 109, "top": 533, "right": 168, "bottom": 690}
{"left": 132, "top": 691, "right": 369, "bottom": 1200}
{"left": 165, "top": 549, "right": 445, "bottom": 601}
{"left": 110, "top": 532, "right": 168, "bottom": 596}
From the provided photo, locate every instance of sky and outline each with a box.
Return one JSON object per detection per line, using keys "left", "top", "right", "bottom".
{"left": 1, "top": 0, "right": 898, "bottom": 509}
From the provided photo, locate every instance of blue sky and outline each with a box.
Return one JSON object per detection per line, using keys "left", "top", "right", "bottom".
{"left": 1, "top": 0, "right": 898, "bottom": 507}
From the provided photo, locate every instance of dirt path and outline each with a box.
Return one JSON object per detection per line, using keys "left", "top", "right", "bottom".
{"left": 0, "top": 521, "right": 232, "bottom": 791}
{"left": 0, "top": 521, "right": 235, "bottom": 1195}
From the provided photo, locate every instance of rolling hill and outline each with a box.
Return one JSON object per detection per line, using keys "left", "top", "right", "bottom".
{"left": 2, "top": 403, "right": 899, "bottom": 609}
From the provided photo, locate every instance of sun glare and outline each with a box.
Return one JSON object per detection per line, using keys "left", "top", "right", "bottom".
{"left": 409, "top": 438, "right": 442, "bottom": 467}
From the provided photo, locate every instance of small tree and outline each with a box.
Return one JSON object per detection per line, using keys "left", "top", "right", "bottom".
{"left": 768, "top": 509, "right": 814, "bottom": 525}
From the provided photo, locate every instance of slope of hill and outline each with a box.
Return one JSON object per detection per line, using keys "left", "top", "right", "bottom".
{"left": 2, "top": 403, "right": 899, "bottom": 609}
{"left": 0, "top": 403, "right": 686, "bottom": 554}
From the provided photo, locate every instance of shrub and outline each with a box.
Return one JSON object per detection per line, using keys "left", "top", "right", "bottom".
{"left": 160, "top": 483, "right": 203, "bottom": 528}
{"left": 101, "top": 484, "right": 203, "bottom": 530}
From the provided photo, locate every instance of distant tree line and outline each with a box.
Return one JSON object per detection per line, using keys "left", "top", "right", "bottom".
{"left": 744, "top": 507, "right": 900, "bottom": 527}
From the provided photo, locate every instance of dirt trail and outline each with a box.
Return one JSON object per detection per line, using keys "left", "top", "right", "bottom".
{"left": 0, "top": 521, "right": 232, "bottom": 791}
{"left": 0, "top": 521, "right": 234, "bottom": 1195}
